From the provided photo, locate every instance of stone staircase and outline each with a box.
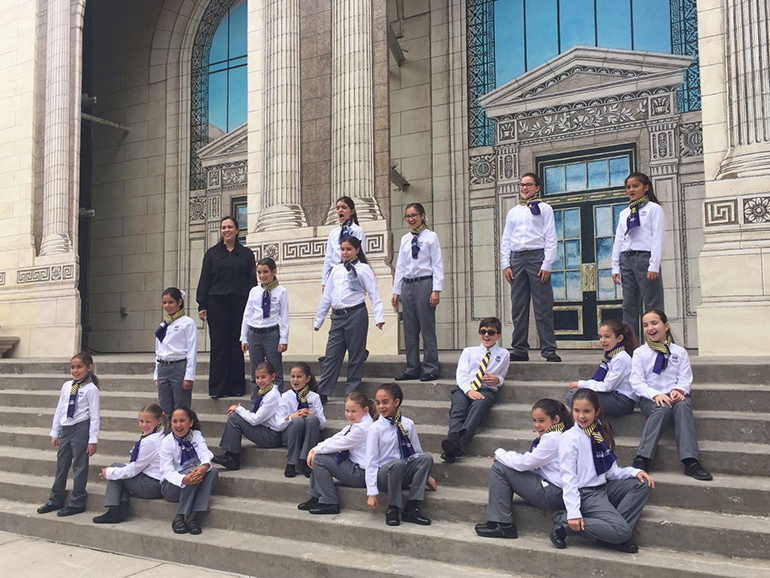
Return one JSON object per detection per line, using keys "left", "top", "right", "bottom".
{"left": 0, "top": 355, "right": 768, "bottom": 577}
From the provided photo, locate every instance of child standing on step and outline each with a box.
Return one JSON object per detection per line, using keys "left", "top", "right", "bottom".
{"left": 441, "top": 317, "right": 510, "bottom": 463}
{"left": 391, "top": 202, "right": 444, "bottom": 383}
{"left": 566, "top": 319, "right": 639, "bottom": 417}
{"left": 476, "top": 399, "right": 572, "bottom": 539}
{"left": 550, "top": 389, "right": 653, "bottom": 553}
{"left": 366, "top": 383, "right": 436, "bottom": 527}
{"left": 277, "top": 362, "right": 327, "bottom": 479}
{"left": 322, "top": 196, "right": 366, "bottom": 289}
{"left": 611, "top": 173, "right": 665, "bottom": 336}
{"left": 241, "top": 257, "right": 289, "bottom": 398}
{"left": 630, "top": 309, "right": 712, "bottom": 481}
{"left": 154, "top": 287, "right": 197, "bottom": 418}
{"left": 38, "top": 352, "right": 100, "bottom": 517}
{"left": 160, "top": 407, "right": 218, "bottom": 535}
{"left": 298, "top": 392, "right": 376, "bottom": 515}
{"left": 93, "top": 403, "right": 166, "bottom": 524}
{"left": 315, "top": 236, "right": 384, "bottom": 402}
{"left": 212, "top": 362, "right": 283, "bottom": 471}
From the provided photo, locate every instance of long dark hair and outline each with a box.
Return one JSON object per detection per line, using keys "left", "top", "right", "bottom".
{"left": 376, "top": 383, "right": 404, "bottom": 407}
{"left": 291, "top": 362, "right": 318, "bottom": 393}
{"left": 532, "top": 398, "right": 574, "bottom": 429}
{"left": 345, "top": 391, "right": 378, "bottom": 419}
{"left": 217, "top": 215, "right": 240, "bottom": 245}
{"left": 625, "top": 172, "right": 660, "bottom": 204}
{"left": 341, "top": 236, "right": 368, "bottom": 264}
{"left": 162, "top": 287, "right": 184, "bottom": 309}
{"left": 600, "top": 319, "right": 639, "bottom": 355}
{"left": 572, "top": 389, "right": 615, "bottom": 450}
{"left": 337, "top": 196, "right": 359, "bottom": 225}
{"left": 642, "top": 309, "right": 675, "bottom": 343}
{"left": 71, "top": 352, "right": 99, "bottom": 388}
{"left": 171, "top": 406, "right": 202, "bottom": 432}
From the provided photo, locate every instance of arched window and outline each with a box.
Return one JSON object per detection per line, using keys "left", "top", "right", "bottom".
{"left": 190, "top": 0, "right": 248, "bottom": 190}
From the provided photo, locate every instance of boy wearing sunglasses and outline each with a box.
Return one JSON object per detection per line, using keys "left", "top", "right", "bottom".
{"left": 441, "top": 317, "right": 510, "bottom": 463}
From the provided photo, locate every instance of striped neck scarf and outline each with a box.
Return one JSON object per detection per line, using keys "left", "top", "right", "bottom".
{"left": 155, "top": 308, "right": 186, "bottom": 343}
{"left": 173, "top": 430, "right": 199, "bottom": 470}
{"left": 388, "top": 409, "right": 415, "bottom": 461}
{"left": 261, "top": 278, "right": 279, "bottom": 318}
{"left": 294, "top": 384, "right": 310, "bottom": 410}
{"left": 343, "top": 256, "right": 359, "bottom": 272}
{"left": 582, "top": 420, "right": 617, "bottom": 475}
{"left": 529, "top": 421, "right": 565, "bottom": 452}
{"left": 626, "top": 195, "right": 649, "bottom": 231}
{"left": 471, "top": 348, "right": 491, "bottom": 391}
{"left": 410, "top": 224, "right": 428, "bottom": 259}
{"left": 646, "top": 335, "right": 672, "bottom": 374}
{"left": 130, "top": 422, "right": 164, "bottom": 463}
{"left": 339, "top": 219, "right": 354, "bottom": 244}
{"left": 252, "top": 381, "right": 275, "bottom": 413}
{"left": 519, "top": 195, "right": 541, "bottom": 215}
{"left": 67, "top": 374, "right": 93, "bottom": 418}
{"left": 591, "top": 345, "right": 625, "bottom": 381}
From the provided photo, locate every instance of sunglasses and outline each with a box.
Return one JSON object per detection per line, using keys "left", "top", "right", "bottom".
{"left": 479, "top": 329, "right": 499, "bottom": 336}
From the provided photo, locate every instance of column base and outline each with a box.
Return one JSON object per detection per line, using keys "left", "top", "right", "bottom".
{"left": 39, "top": 234, "right": 73, "bottom": 256}
{"left": 717, "top": 146, "right": 770, "bottom": 180}
{"left": 255, "top": 204, "right": 308, "bottom": 232}
{"left": 324, "top": 197, "right": 385, "bottom": 224}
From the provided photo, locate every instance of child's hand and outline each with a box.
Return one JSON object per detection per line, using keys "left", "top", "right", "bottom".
{"left": 647, "top": 271, "right": 659, "bottom": 281}
{"left": 306, "top": 449, "right": 315, "bottom": 469}
{"left": 87, "top": 443, "right": 97, "bottom": 457}
{"left": 568, "top": 518, "right": 584, "bottom": 532}
{"left": 314, "top": 325, "right": 321, "bottom": 332}
{"left": 429, "top": 291, "right": 440, "bottom": 307}
{"left": 367, "top": 495, "right": 378, "bottom": 511}
{"left": 669, "top": 389, "right": 685, "bottom": 402}
{"left": 467, "top": 390, "right": 485, "bottom": 400}
{"left": 569, "top": 381, "right": 579, "bottom": 389}
{"left": 538, "top": 270, "right": 551, "bottom": 283}
{"left": 481, "top": 373, "right": 497, "bottom": 385}
{"left": 51, "top": 437, "right": 59, "bottom": 448}
{"left": 182, "top": 380, "right": 194, "bottom": 391}
{"left": 241, "top": 342, "right": 249, "bottom": 353}
{"left": 154, "top": 380, "right": 158, "bottom": 388}
{"left": 182, "top": 472, "right": 200, "bottom": 485}
{"left": 391, "top": 294, "right": 399, "bottom": 311}
{"left": 278, "top": 344, "right": 288, "bottom": 353}
{"left": 654, "top": 393, "right": 673, "bottom": 408}
{"left": 227, "top": 404, "right": 239, "bottom": 415}
{"left": 198, "top": 310, "right": 207, "bottom": 321}
{"left": 503, "top": 267, "right": 514, "bottom": 285}
{"left": 289, "top": 411, "right": 303, "bottom": 420}
{"left": 637, "top": 471, "right": 655, "bottom": 488}
{"left": 376, "top": 322, "right": 385, "bottom": 330}
{"left": 612, "top": 273, "right": 621, "bottom": 285}
{"left": 99, "top": 467, "right": 108, "bottom": 480}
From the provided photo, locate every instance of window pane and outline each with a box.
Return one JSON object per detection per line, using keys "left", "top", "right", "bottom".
{"left": 545, "top": 166, "right": 565, "bottom": 194}
{"left": 525, "top": 0, "right": 558, "bottom": 68}
{"left": 554, "top": 209, "right": 564, "bottom": 238}
{"left": 596, "top": 237, "right": 614, "bottom": 268}
{"left": 587, "top": 160, "right": 608, "bottom": 189}
{"left": 495, "top": 0, "right": 526, "bottom": 84}
{"left": 209, "top": 18, "right": 228, "bottom": 65}
{"left": 229, "top": 1, "right": 248, "bottom": 58}
{"left": 613, "top": 203, "right": 625, "bottom": 230}
{"left": 565, "top": 239, "right": 581, "bottom": 270}
{"left": 609, "top": 157, "right": 629, "bottom": 186}
{"left": 594, "top": 205, "right": 613, "bottom": 237}
{"left": 553, "top": 241, "right": 565, "bottom": 271}
{"left": 564, "top": 208, "right": 581, "bottom": 239}
{"left": 598, "top": 269, "right": 616, "bottom": 300}
{"left": 552, "top": 273, "right": 566, "bottom": 301}
{"left": 633, "top": 0, "right": 672, "bottom": 52}
{"left": 208, "top": 70, "right": 228, "bottom": 136}
{"left": 559, "top": 0, "right": 596, "bottom": 51}
{"left": 597, "top": 0, "right": 631, "bottom": 50}
{"left": 566, "top": 271, "right": 582, "bottom": 301}
{"left": 565, "top": 162, "right": 586, "bottom": 191}
{"left": 228, "top": 66, "right": 248, "bottom": 130}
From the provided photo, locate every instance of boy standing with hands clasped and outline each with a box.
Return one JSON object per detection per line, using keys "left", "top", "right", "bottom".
{"left": 441, "top": 317, "right": 510, "bottom": 463}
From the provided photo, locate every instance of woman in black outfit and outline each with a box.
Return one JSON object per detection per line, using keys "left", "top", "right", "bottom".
{"left": 197, "top": 216, "right": 257, "bottom": 398}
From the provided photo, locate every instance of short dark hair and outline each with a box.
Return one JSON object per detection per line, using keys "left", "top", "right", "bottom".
{"left": 478, "top": 317, "right": 502, "bottom": 334}
{"left": 520, "top": 172, "right": 541, "bottom": 187}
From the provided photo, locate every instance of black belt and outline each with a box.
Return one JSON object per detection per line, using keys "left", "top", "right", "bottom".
{"left": 157, "top": 358, "right": 186, "bottom": 365}
{"left": 404, "top": 275, "right": 432, "bottom": 284}
{"left": 581, "top": 484, "right": 607, "bottom": 491}
{"left": 622, "top": 250, "right": 650, "bottom": 256}
{"left": 332, "top": 302, "right": 366, "bottom": 315}
{"left": 249, "top": 324, "right": 279, "bottom": 334}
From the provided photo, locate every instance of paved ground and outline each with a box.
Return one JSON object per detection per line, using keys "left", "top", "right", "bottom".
{"left": 0, "top": 530, "right": 248, "bottom": 578}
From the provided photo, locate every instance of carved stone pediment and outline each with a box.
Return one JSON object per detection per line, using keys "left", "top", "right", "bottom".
{"left": 199, "top": 123, "right": 248, "bottom": 168}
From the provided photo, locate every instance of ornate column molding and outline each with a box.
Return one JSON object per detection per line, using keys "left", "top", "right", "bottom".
{"left": 40, "top": 0, "right": 74, "bottom": 256}
{"left": 647, "top": 117, "right": 680, "bottom": 176}
{"left": 256, "top": 0, "right": 307, "bottom": 232}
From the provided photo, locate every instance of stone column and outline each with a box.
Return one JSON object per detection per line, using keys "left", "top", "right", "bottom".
{"left": 255, "top": 0, "right": 307, "bottom": 232}
{"left": 40, "top": 0, "right": 73, "bottom": 255}
{"left": 326, "top": 0, "right": 382, "bottom": 223}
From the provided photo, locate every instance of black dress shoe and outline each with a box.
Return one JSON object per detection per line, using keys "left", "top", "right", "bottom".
{"left": 298, "top": 497, "right": 319, "bottom": 511}
{"left": 550, "top": 522, "right": 567, "bottom": 549}
{"left": 57, "top": 505, "right": 86, "bottom": 517}
{"left": 684, "top": 460, "right": 713, "bottom": 481}
{"left": 284, "top": 464, "right": 297, "bottom": 478}
{"left": 546, "top": 354, "right": 562, "bottom": 362}
{"left": 440, "top": 451, "right": 456, "bottom": 464}
{"left": 510, "top": 353, "right": 529, "bottom": 362}
{"left": 402, "top": 507, "right": 431, "bottom": 525}
{"left": 186, "top": 519, "right": 202, "bottom": 535}
{"left": 172, "top": 518, "right": 188, "bottom": 534}
{"left": 441, "top": 437, "right": 462, "bottom": 458}
{"left": 385, "top": 506, "right": 400, "bottom": 526}
{"left": 420, "top": 373, "right": 439, "bottom": 382}
{"left": 212, "top": 452, "right": 241, "bottom": 471}
{"left": 310, "top": 503, "right": 340, "bottom": 515}
{"left": 37, "top": 502, "right": 62, "bottom": 514}
{"left": 632, "top": 456, "right": 650, "bottom": 471}
{"left": 475, "top": 521, "right": 518, "bottom": 539}
{"left": 92, "top": 507, "right": 123, "bottom": 524}
{"left": 597, "top": 539, "right": 639, "bottom": 553}
{"left": 394, "top": 373, "right": 420, "bottom": 381}
{"left": 318, "top": 356, "right": 326, "bottom": 363}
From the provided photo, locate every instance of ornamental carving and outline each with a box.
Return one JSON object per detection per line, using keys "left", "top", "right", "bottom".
{"left": 221, "top": 162, "right": 247, "bottom": 188}
{"left": 680, "top": 123, "right": 704, "bottom": 157}
{"left": 704, "top": 199, "right": 738, "bottom": 227}
{"left": 517, "top": 101, "right": 647, "bottom": 139}
{"left": 650, "top": 96, "right": 671, "bottom": 116}
{"left": 263, "top": 244, "right": 279, "bottom": 259}
{"left": 496, "top": 145, "right": 518, "bottom": 182}
{"left": 743, "top": 197, "right": 770, "bottom": 224}
{"left": 207, "top": 169, "right": 221, "bottom": 188}
{"left": 190, "top": 196, "right": 206, "bottom": 222}
{"left": 469, "top": 153, "right": 496, "bottom": 186}
{"left": 515, "top": 65, "right": 651, "bottom": 102}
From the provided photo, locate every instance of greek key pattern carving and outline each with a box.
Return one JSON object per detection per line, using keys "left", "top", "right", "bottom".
{"left": 469, "top": 154, "right": 496, "bottom": 186}
{"left": 17, "top": 265, "right": 75, "bottom": 284}
{"left": 366, "top": 234, "right": 385, "bottom": 255}
{"left": 680, "top": 122, "right": 704, "bottom": 157}
{"left": 517, "top": 100, "right": 647, "bottom": 140}
{"left": 743, "top": 196, "right": 770, "bottom": 224}
{"left": 704, "top": 199, "right": 738, "bottom": 227}
{"left": 0, "top": 272, "right": 5, "bottom": 286}
{"left": 190, "top": 196, "right": 206, "bottom": 222}
{"left": 282, "top": 240, "right": 327, "bottom": 261}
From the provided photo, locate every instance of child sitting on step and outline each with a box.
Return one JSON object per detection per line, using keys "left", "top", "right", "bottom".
{"left": 441, "top": 317, "right": 510, "bottom": 463}
{"left": 93, "top": 403, "right": 166, "bottom": 524}
{"left": 38, "top": 352, "right": 100, "bottom": 517}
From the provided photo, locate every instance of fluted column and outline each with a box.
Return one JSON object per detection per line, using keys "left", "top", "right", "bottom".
{"left": 255, "top": 0, "right": 307, "bottom": 232}
{"left": 40, "top": 0, "right": 73, "bottom": 255}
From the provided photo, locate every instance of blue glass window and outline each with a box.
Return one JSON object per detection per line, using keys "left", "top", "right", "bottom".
{"left": 208, "top": 0, "right": 248, "bottom": 136}
{"left": 544, "top": 155, "right": 631, "bottom": 196}
{"left": 595, "top": 203, "right": 626, "bottom": 300}
{"left": 553, "top": 207, "right": 582, "bottom": 302}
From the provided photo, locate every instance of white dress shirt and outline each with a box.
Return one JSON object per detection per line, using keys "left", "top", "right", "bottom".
{"left": 314, "top": 262, "right": 385, "bottom": 328}
{"left": 392, "top": 230, "right": 444, "bottom": 294}
{"left": 240, "top": 284, "right": 290, "bottom": 344}
{"left": 494, "top": 430, "right": 563, "bottom": 487}
{"left": 365, "top": 414, "right": 425, "bottom": 496}
{"left": 105, "top": 431, "right": 164, "bottom": 481}
{"left": 160, "top": 429, "right": 214, "bottom": 488}
{"left": 314, "top": 413, "right": 374, "bottom": 468}
{"left": 500, "top": 202, "right": 558, "bottom": 271}
{"left": 577, "top": 351, "right": 638, "bottom": 401}
{"left": 630, "top": 342, "right": 692, "bottom": 400}
{"left": 322, "top": 224, "right": 366, "bottom": 285}
{"left": 275, "top": 389, "right": 327, "bottom": 432}
{"left": 50, "top": 381, "right": 100, "bottom": 444}
{"left": 154, "top": 315, "right": 198, "bottom": 382}
{"left": 559, "top": 425, "right": 641, "bottom": 519}
{"left": 233, "top": 385, "right": 283, "bottom": 431}
{"left": 456, "top": 343, "right": 510, "bottom": 393}
{"left": 611, "top": 202, "right": 665, "bottom": 274}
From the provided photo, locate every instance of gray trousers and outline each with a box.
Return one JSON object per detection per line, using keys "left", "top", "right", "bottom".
{"left": 401, "top": 278, "right": 439, "bottom": 376}
{"left": 637, "top": 396, "right": 699, "bottom": 461}
{"left": 282, "top": 414, "right": 322, "bottom": 465}
{"left": 103, "top": 462, "right": 162, "bottom": 507}
{"left": 219, "top": 411, "right": 283, "bottom": 454}
{"left": 377, "top": 454, "right": 433, "bottom": 509}
{"left": 49, "top": 420, "right": 89, "bottom": 508}
{"left": 308, "top": 453, "right": 366, "bottom": 504}
{"left": 620, "top": 250, "right": 664, "bottom": 336}
{"left": 247, "top": 326, "right": 283, "bottom": 402}
{"left": 157, "top": 361, "right": 191, "bottom": 419}
{"left": 510, "top": 250, "right": 557, "bottom": 357}
{"left": 448, "top": 386, "right": 496, "bottom": 446}
{"left": 161, "top": 467, "right": 218, "bottom": 516}
{"left": 318, "top": 305, "right": 368, "bottom": 397}
{"left": 486, "top": 462, "right": 564, "bottom": 524}
{"left": 555, "top": 478, "right": 651, "bottom": 544}
{"left": 565, "top": 389, "right": 636, "bottom": 417}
